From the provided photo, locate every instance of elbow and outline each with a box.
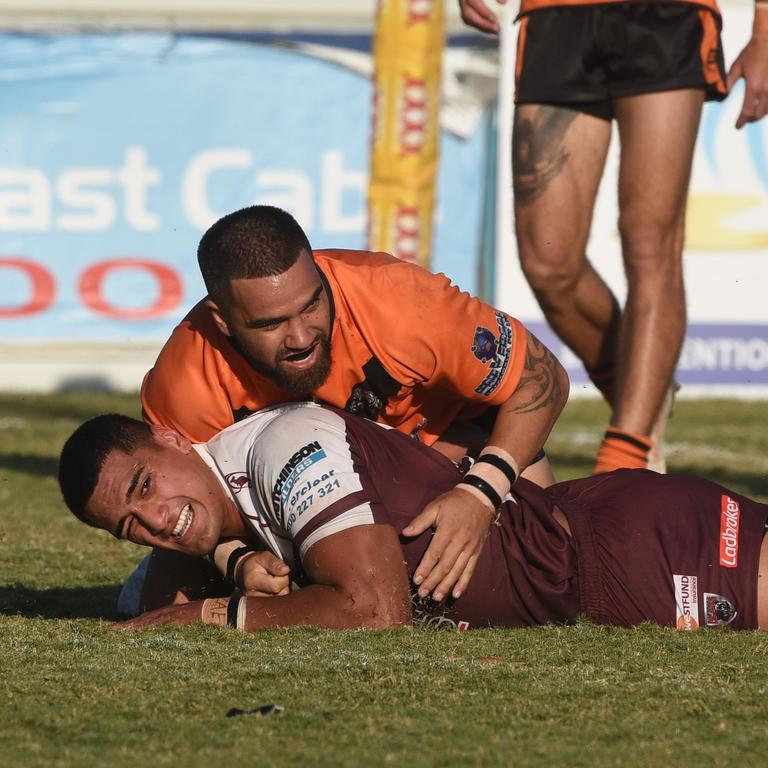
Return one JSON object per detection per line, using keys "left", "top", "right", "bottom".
{"left": 346, "top": 586, "right": 412, "bottom": 629}
{"left": 555, "top": 360, "right": 570, "bottom": 413}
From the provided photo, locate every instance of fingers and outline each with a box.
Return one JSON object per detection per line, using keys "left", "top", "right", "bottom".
{"left": 412, "top": 542, "right": 441, "bottom": 590}
{"left": 736, "top": 90, "right": 766, "bottom": 129}
{"left": 727, "top": 38, "right": 768, "bottom": 128}
{"left": 459, "top": 0, "right": 502, "bottom": 34}
{"left": 243, "top": 574, "right": 291, "bottom": 597}
{"left": 451, "top": 552, "right": 481, "bottom": 600}
{"left": 261, "top": 552, "right": 291, "bottom": 576}
{"left": 237, "top": 551, "right": 291, "bottom": 595}
{"left": 401, "top": 506, "right": 438, "bottom": 537}
{"left": 420, "top": 546, "right": 472, "bottom": 603}
{"left": 413, "top": 525, "right": 478, "bottom": 599}
{"left": 726, "top": 58, "right": 742, "bottom": 94}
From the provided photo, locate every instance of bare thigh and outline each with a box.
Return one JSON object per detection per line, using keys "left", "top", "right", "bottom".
{"left": 513, "top": 104, "right": 611, "bottom": 266}
{"left": 614, "top": 89, "right": 704, "bottom": 258}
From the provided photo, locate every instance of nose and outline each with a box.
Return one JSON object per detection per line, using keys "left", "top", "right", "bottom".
{"left": 135, "top": 501, "right": 170, "bottom": 537}
{"left": 284, "top": 316, "right": 314, "bottom": 349}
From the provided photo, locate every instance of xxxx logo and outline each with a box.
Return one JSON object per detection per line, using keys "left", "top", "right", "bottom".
{"left": 398, "top": 75, "right": 428, "bottom": 156}
{"left": 392, "top": 203, "right": 420, "bottom": 262}
{"left": 406, "top": 0, "right": 435, "bottom": 23}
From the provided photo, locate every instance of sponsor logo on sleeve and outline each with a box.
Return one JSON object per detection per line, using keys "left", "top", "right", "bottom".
{"left": 271, "top": 441, "right": 326, "bottom": 515}
{"left": 704, "top": 592, "right": 738, "bottom": 627}
{"left": 719, "top": 495, "right": 740, "bottom": 568}
{"left": 674, "top": 574, "right": 700, "bottom": 631}
{"left": 225, "top": 472, "right": 250, "bottom": 494}
{"left": 473, "top": 312, "right": 513, "bottom": 397}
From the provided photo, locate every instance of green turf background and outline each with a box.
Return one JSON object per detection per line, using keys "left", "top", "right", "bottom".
{"left": 2, "top": 393, "right": 767, "bottom": 767}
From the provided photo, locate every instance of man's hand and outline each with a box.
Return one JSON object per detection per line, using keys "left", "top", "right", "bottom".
{"left": 458, "top": 0, "right": 504, "bottom": 34}
{"left": 120, "top": 601, "right": 204, "bottom": 628}
{"left": 237, "top": 551, "right": 291, "bottom": 597}
{"left": 727, "top": 36, "right": 768, "bottom": 129}
{"left": 401, "top": 486, "right": 494, "bottom": 602}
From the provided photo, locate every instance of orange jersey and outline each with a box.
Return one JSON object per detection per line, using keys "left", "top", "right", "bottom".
{"left": 519, "top": 0, "right": 720, "bottom": 17}
{"left": 141, "top": 249, "right": 528, "bottom": 445}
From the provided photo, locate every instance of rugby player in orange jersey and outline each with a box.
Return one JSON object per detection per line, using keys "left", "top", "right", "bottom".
{"left": 133, "top": 205, "right": 569, "bottom": 613}
{"left": 59, "top": 407, "right": 768, "bottom": 633}
{"left": 459, "top": 0, "right": 768, "bottom": 473}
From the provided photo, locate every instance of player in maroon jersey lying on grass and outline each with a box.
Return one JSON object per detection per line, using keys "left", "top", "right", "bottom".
{"left": 58, "top": 403, "right": 768, "bottom": 632}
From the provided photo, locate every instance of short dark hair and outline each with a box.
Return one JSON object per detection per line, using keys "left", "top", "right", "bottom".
{"left": 58, "top": 414, "right": 154, "bottom": 525}
{"left": 198, "top": 205, "right": 313, "bottom": 304}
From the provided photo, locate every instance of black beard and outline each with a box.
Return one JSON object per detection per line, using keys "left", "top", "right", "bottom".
{"left": 236, "top": 335, "right": 332, "bottom": 396}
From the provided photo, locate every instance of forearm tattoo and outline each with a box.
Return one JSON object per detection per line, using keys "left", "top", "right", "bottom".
{"left": 513, "top": 333, "right": 564, "bottom": 414}
{"left": 513, "top": 106, "right": 578, "bottom": 205}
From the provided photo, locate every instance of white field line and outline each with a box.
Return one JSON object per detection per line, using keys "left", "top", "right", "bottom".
{"left": 0, "top": 418, "right": 26, "bottom": 429}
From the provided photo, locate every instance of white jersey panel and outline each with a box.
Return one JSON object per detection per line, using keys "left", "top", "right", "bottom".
{"left": 200, "top": 403, "right": 375, "bottom": 568}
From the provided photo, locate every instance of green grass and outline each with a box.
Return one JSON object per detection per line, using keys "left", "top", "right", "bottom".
{"left": 2, "top": 393, "right": 768, "bottom": 767}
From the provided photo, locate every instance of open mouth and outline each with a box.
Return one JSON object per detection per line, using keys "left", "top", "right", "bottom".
{"left": 172, "top": 503, "right": 194, "bottom": 539}
{"left": 282, "top": 344, "right": 317, "bottom": 365}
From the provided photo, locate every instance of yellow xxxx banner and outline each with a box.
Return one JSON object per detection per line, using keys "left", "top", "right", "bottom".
{"left": 367, "top": 0, "right": 444, "bottom": 268}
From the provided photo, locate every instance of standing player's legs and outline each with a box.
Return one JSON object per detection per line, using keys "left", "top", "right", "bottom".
{"left": 514, "top": 105, "right": 617, "bottom": 393}
{"left": 593, "top": 89, "right": 704, "bottom": 473}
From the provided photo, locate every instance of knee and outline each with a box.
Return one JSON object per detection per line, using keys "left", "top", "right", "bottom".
{"left": 517, "top": 239, "right": 582, "bottom": 298}
{"left": 618, "top": 211, "right": 685, "bottom": 277}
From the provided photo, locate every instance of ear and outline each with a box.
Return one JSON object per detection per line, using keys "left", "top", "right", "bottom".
{"left": 150, "top": 425, "right": 193, "bottom": 454}
{"left": 205, "top": 298, "right": 232, "bottom": 337}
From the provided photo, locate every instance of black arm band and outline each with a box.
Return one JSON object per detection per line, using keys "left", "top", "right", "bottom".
{"left": 227, "top": 596, "right": 242, "bottom": 628}
{"left": 475, "top": 454, "right": 518, "bottom": 485}
{"left": 459, "top": 474, "right": 502, "bottom": 510}
{"left": 226, "top": 546, "right": 257, "bottom": 584}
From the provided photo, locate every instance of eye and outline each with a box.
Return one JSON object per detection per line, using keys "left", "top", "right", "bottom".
{"left": 140, "top": 475, "right": 151, "bottom": 497}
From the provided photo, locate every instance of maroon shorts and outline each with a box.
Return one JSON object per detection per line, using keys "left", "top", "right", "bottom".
{"left": 550, "top": 470, "right": 768, "bottom": 630}
{"left": 515, "top": 3, "right": 727, "bottom": 120}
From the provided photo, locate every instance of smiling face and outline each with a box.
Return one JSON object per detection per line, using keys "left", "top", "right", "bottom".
{"left": 207, "top": 250, "right": 332, "bottom": 395}
{"left": 84, "top": 427, "right": 243, "bottom": 556}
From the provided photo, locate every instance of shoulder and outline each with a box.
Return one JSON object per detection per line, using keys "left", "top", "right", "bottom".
{"left": 140, "top": 299, "right": 237, "bottom": 438}
{"left": 211, "top": 403, "right": 349, "bottom": 456}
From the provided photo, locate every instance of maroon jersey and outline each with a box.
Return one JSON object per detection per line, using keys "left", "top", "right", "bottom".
{"left": 200, "top": 403, "right": 766, "bottom": 631}
{"left": 201, "top": 402, "right": 580, "bottom": 630}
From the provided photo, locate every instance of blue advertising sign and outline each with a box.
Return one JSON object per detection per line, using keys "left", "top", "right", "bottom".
{"left": 0, "top": 32, "right": 486, "bottom": 341}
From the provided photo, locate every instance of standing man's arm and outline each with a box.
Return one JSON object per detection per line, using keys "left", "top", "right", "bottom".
{"left": 122, "top": 524, "right": 412, "bottom": 631}
{"left": 727, "top": 1, "right": 768, "bottom": 129}
{"left": 402, "top": 330, "right": 568, "bottom": 602}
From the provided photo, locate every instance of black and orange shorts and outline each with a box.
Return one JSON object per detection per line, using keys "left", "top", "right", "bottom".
{"left": 515, "top": 3, "right": 727, "bottom": 120}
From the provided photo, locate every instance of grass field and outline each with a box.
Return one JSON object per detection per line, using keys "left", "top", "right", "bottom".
{"left": 2, "top": 392, "right": 768, "bottom": 767}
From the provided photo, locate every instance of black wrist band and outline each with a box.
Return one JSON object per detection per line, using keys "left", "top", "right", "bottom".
{"left": 531, "top": 448, "right": 546, "bottom": 464}
{"left": 227, "top": 596, "right": 242, "bottom": 628}
{"left": 459, "top": 474, "right": 502, "bottom": 510}
{"left": 226, "top": 546, "right": 257, "bottom": 584}
{"left": 475, "top": 453, "right": 518, "bottom": 485}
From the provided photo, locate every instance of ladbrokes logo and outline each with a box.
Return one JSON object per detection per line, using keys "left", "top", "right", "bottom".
{"left": 674, "top": 574, "right": 699, "bottom": 631}
{"left": 719, "top": 495, "right": 740, "bottom": 568}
